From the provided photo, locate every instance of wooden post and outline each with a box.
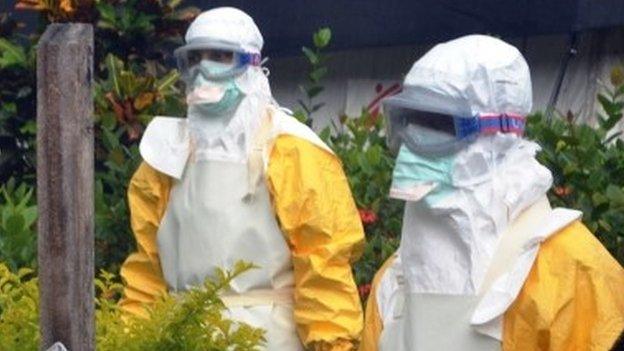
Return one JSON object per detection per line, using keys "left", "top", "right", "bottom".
{"left": 37, "top": 23, "right": 94, "bottom": 351}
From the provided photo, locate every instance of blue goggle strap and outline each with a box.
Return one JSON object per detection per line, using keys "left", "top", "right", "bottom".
{"left": 455, "top": 113, "right": 526, "bottom": 139}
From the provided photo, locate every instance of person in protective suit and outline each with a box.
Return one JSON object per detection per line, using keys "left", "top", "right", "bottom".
{"left": 119, "top": 7, "right": 365, "bottom": 350}
{"left": 359, "top": 34, "right": 624, "bottom": 351}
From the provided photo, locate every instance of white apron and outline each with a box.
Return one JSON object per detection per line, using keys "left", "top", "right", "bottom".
{"left": 379, "top": 290, "right": 500, "bottom": 351}
{"left": 156, "top": 159, "right": 303, "bottom": 350}
{"left": 139, "top": 108, "right": 333, "bottom": 350}
{"left": 378, "top": 197, "right": 581, "bottom": 351}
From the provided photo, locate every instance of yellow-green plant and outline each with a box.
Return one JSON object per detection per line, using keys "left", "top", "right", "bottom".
{"left": 0, "top": 264, "right": 39, "bottom": 350}
{"left": 0, "top": 261, "right": 266, "bottom": 350}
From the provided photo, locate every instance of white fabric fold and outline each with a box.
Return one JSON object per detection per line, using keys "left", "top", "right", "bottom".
{"left": 470, "top": 207, "right": 582, "bottom": 340}
{"left": 139, "top": 106, "right": 333, "bottom": 179}
{"left": 139, "top": 117, "right": 190, "bottom": 179}
{"left": 399, "top": 135, "right": 554, "bottom": 295}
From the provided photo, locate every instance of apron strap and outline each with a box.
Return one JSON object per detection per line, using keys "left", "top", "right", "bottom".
{"left": 245, "top": 106, "right": 274, "bottom": 200}
{"left": 477, "top": 195, "right": 552, "bottom": 295}
{"left": 220, "top": 287, "right": 294, "bottom": 307}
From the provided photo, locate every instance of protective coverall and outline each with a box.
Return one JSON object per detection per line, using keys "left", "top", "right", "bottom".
{"left": 359, "top": 34, "right": 624, "bottom": 351}
{"left": 119, "top": 7, "right": 364, "bottom": 350}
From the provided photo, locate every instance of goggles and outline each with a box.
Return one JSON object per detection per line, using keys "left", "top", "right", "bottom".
{"left": 384, "top": 99, "right": 525, "bottom": 156}
{"left": 174, "top": 45, "right": 261, "bottom": 82}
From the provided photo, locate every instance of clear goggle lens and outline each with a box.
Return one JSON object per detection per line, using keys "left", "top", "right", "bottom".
{"left": 385, "top": 107, "right": 466, "bottom": 155}
{"left": 384, "top": 104, "right": 525, "bottom": 156}
{"left": 176, "top": 48, "right": 261, "bottom": 81}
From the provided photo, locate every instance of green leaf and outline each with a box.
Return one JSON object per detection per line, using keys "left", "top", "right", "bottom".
{"left": 598, "top": 219, "right": 613, "bottom": 232}
{"left": 604, "top": 131, "right": 623, "bottom": 145}
{"left": 5, "top": 214, "right": 25, "bottom": 236}
{"left": 108, "top": 147, "right": 126, "bottom": 166}
{"left": 311, "top": 103, "right": 325, "bottom": 112}
{"left": 155, "top": 70, "right": 180, "bottom": 93}
{"left": 615, "top": 84, "right": 624, "bottom": 99}
{"left": 0, "top": 39, "right": 27, "bottom": 69}
{"left": 105, "top": 54, "right": 123, "bottom": 98}
{"left": 603, "top": 113, "right": 623, "bottom": 132}
{"left": 292, "top": 110, "right": 308, "bottom": 124}
{"left": 367, "top": 146, "right": 382, "bottom": 166}
{"left": 167, "top": 0, "right": 183, "bottom": 8}
{"left": 309, "top": 66, "right": 328, "bottom": 83}
{"left": 19, "top": 121, "right": 36, "bottom": 135}
{"left": 313, "top": 27, "right": 332, "bottom": 49}
{"left": 100, "top": 112, "right": 117, "bottom": 130}
{"left": 606, "top": 185, "right": 624, "bottom": 206}
{"left": 16, "top": 267, "right": 33, "bottom": 279}
{"left": 21, "top": 207, "right": 37, "bottom": 229}
{"left": 15, "top": 190, "right": 32, "bottom": 212}
{"left": 357, "top": 153, "right": 373, "bottom": 175}
{"left": 562, "top": 163, "right": 578, "bottom": 176}
{"left": 592, "top": 192, "right": 609, "bottom": 206}
{"left": 301, "top": 47, "right": 318, "bottom": 65}
{"left": 319, "top": 127, "right": 332, "bottom": 142}
{"left": 96, "top": 2, "right": 117, "bottom": 23}
{"left": 306, "top": 85, "right": 324, "bottom": 99}
{"left": 102, "top": 128, "right": 120, "bottom": 150}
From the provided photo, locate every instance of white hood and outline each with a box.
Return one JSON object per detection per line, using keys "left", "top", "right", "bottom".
{"left": 399, "top": 134, "right": 553, "bottom": 295}
{"left": 394, "top": 34, "right": 532, "bottom": 117}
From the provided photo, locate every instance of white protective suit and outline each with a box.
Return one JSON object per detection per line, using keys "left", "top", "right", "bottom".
{"left": 120, "top": 8, "right": 365, "bottom": 351}
{"left": 360, "top": 35, "right": 624, "bottom": 351}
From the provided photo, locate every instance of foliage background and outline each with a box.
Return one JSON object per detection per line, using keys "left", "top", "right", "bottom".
{"left": 0, "top": 261, "right": 266, "bottom": 350}
{"left": 0, "top": 0, "right": 623, "bottom": 328}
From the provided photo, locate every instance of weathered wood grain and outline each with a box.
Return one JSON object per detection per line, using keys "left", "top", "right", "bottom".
{"left": 37, "top": 23, "right": 94, "bottom": 351}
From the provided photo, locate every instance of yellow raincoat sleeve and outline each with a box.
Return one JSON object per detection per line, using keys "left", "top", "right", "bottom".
{"left": 119, "top": 162, "right": 171, "bottom": 316}
{"left": 503, "top": 221, "right": 624, "bottom": 351}
{"left": 266, "top": 134, "right": 366, "bottom": 350}
{"left": 359, "top": 255, "right": 396, "bottom": 351}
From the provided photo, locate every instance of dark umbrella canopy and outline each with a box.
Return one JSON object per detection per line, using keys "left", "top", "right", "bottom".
{"left": 2, "top": 1, "right": 623, "bottom": 55}
{"left": 192, "top": 0, "right": 624, "bottom": 55}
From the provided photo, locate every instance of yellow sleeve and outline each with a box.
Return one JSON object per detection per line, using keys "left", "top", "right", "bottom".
{"left": 119, "top": 162, "right": 171, "bottom": 317}
{"left": 503, "top": 221, "right": 624, "bottom": 351}
{"left": 359, "top": 255, "right": 397, "bottom": 351}
{"left": 267, "top": 134, "right": 365, "bottom": 350}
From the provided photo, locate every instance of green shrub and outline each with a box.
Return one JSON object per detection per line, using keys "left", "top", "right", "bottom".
{"left": 294, "top": 28, "right": 402, "bottom": 292}
{"left": 0, "top": 36, "right": 36, "bottom": 185}
{"left": 0, "top": 179, "right": 37, "bottom": 272}
{"left": 94, "top": 0, "right": 199, "bottom": 65}
{"left": 1, "top": 1, "right": 190, "bottom": 273}
{"left": 1, "top": 0, "right": 623, "bottom": 308}
{"left": 93, "top": 53, "right": 184, "bottom": 271}
{"left": 0, "top": 261, "right": 265, "bottom": 350}
{"left": 91, "top": 2, "right": 187, "bottom": 272}
{"left": 320, "top": 112, "right": 402, "bottom": 288}
{"left": 526, "top": 68, "right": 624, "bottom": 264}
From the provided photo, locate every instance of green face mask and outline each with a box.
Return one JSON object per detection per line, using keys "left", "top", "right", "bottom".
{"left": 389, "top": 145, "right": 456, "bottom": 204}
{"left": 189, "top": 61, "right": 244, "bottom": 115}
